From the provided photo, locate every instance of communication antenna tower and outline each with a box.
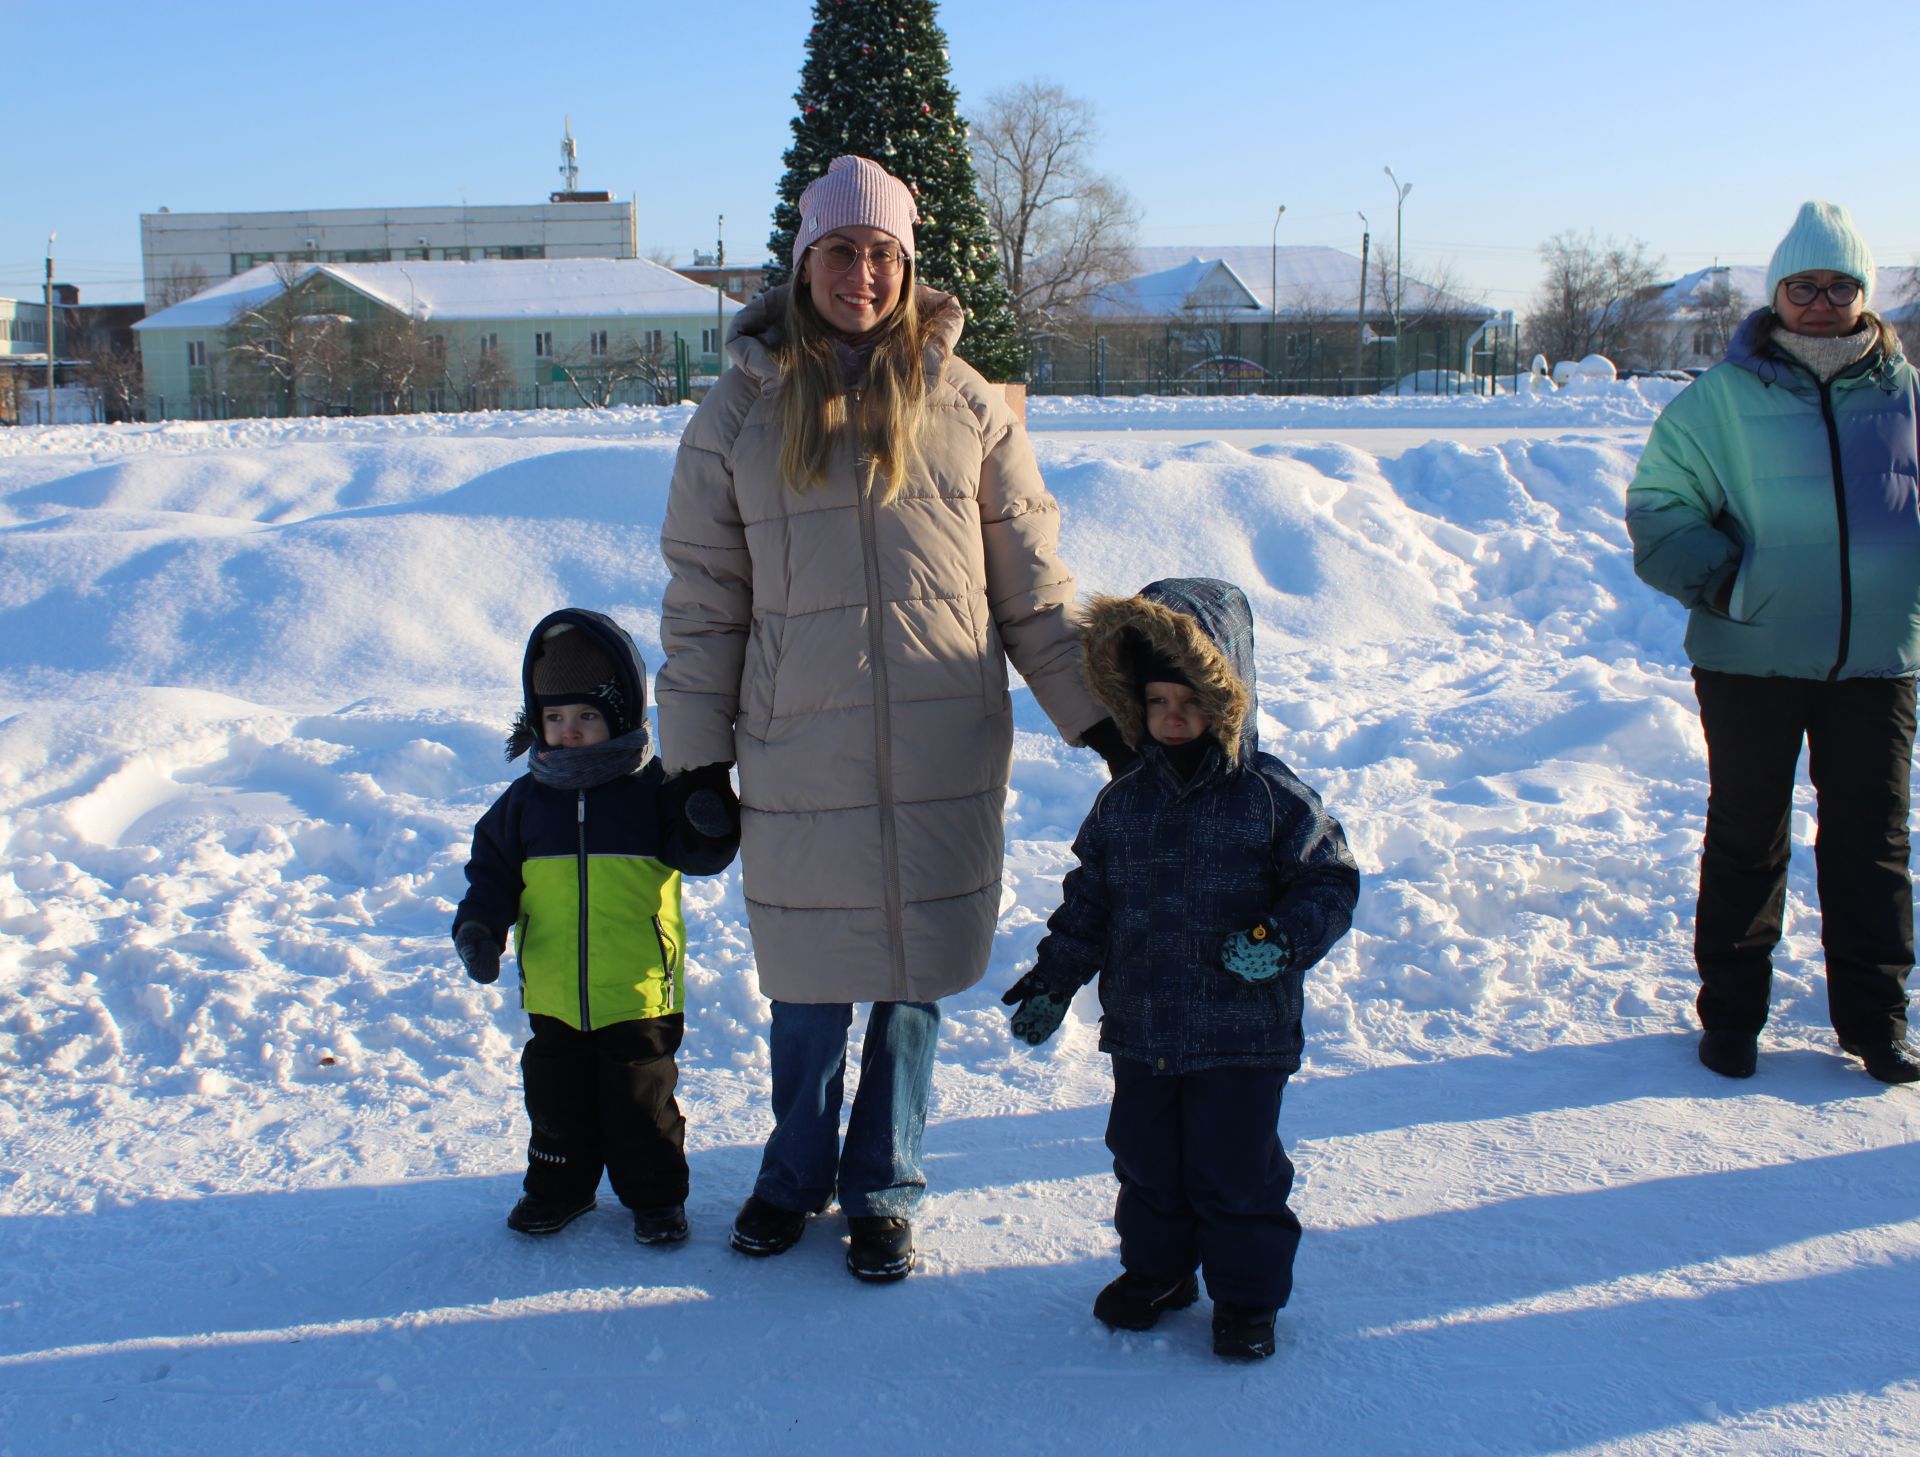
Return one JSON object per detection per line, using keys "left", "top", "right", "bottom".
{"left": 559, "top": 117, "right": 580, "bottom": 194}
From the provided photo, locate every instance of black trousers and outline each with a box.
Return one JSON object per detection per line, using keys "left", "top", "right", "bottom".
{"left": 1693, "top": 669, "right": 1915, "bottom": 1044}
{"left": 521, "top": 1013, "right": 688, "bottom": 1210}
{"left": 1106, "top": 1055, "right": 1301, "bottom": 1310}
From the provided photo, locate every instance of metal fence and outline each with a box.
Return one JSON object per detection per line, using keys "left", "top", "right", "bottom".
{"left": 1028, "top": 322, "right": 1524, "bottom": 398}
{"left": 139, "top": 378, "right": 680, "bottom": 422}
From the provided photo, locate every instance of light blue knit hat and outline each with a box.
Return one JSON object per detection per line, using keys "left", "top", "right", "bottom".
{"left": 1766, "top": 200, "right": 1876, "bottom": 305}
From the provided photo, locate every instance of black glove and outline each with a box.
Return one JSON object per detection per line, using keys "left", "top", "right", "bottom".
{"left": 453, "top": 921, "right": 501, "bottom": 985}
{"left": 1080, "top": 718, "right": 1138, "bottom": 778}
{"left": 1001, "top": 969, "right": 1074, "bottom": 1046}
{"left": 670, "top": 762, "right": 739, "bottom": 841}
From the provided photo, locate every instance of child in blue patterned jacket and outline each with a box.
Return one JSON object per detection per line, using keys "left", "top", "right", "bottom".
{"left": 1003, "top": 577, "right": 1358, "bottom": 1361}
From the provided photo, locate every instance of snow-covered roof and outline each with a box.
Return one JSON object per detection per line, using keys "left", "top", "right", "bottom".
{"left": 1083, "top": 245, "right": 1492, "bottom": 322}
{"left": 1647, "top": 263, "right": 1920, "bottom": 322}
{"left": 137, "top": 258, "right": 742, "bottom": 331}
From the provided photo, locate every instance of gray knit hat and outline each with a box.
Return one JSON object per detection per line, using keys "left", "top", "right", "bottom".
{"left": 1767, "top": 200, "right": 1876, "bottom": 305}
{"left": 791, "top": 155, "right": 919, "bottom": 272}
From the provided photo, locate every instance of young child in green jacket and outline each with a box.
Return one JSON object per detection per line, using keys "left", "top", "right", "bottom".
{"left": 453, "top": 608, "right": 736, "bottom": 1243}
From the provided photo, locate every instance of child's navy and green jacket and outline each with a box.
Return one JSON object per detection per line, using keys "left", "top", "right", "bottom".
{"left": 454, "top": 609, "right": 735, "bottom": 1030}
{"left": 1030, "top": 579, "right": 1359, "bottom": 1075}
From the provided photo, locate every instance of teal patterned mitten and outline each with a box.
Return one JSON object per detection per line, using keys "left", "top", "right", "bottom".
{"left": 1221, "top": 922, "right": 1290, "bottom": 983}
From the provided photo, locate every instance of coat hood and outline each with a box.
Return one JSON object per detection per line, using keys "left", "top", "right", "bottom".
{"left": 724, "top": 282, "right": 966, "bottom": 382}
{"left": 506, "top": 608, "right": 652, "bottom": 762}
{"left": 1083, "top": 578, "right": 1258, "bottom": 766}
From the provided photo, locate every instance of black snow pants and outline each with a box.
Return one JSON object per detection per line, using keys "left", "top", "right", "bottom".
{"left": 1106, "top": 1054, "right": 1301, "bottom": 1310}
{"left": 521, "top": 1012, "right": 688, "bottom": 1210}
{"left": 1692, "top": 668, "right": 1915, "bottom": 1044}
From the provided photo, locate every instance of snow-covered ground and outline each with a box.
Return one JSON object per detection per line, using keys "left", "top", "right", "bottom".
{"left": 1, "top": 392, "right": 1914, "bottom": 1457}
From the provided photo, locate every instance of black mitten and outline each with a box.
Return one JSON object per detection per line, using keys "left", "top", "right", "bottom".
{"left": 671, "top": 762, "right": 739, "bottom": 841}
{"left": 454, "top": 921, "right": 502, "bottom": 985}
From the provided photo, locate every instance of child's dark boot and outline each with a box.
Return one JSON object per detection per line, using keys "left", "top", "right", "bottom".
{"left": 1093, "top": 1270, "right": 1199, "bottom": 1331}
{"left": 506, "top": 1192, "right": 596, "bottom": 1235}
{"left": 1211, "top": 1302, "right": 1277, "bottom": 1360}
{"left": 632, "top": 1203, "right": 689, "bottom": 1245}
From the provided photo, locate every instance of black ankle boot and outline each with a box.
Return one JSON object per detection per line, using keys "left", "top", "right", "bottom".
{"left": 1698, "top": 1029, "right": 1758, "bottom": 1079}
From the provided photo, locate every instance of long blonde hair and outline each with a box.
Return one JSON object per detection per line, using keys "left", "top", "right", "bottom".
{"left": 776, "top": 263, "right": 928, "bottom": 503}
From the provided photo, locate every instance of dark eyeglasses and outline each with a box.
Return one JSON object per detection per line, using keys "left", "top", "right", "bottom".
{"left": 808, "top": 241, "right": 906, "bottom": 277}
{"left": 1782, "top": 278, "right": 1861, "bottom": 307}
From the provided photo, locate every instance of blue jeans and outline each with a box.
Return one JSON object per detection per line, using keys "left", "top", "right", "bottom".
{"left": 752, "top": 1000, "right": 939, "bottom": 1220}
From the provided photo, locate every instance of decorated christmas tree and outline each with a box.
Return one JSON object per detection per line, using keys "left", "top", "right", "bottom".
{"left": 765, "top": 0, "right": 1027, "bottom": 381}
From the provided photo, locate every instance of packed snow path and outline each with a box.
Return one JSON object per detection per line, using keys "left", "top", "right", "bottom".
{"left": 1, "top": 397, "right": 1914, "bottom": 1456}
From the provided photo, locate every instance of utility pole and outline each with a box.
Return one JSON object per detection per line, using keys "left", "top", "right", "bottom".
{"left": 1355, "top": 213, "right": 1370, "bottom": 385}
{"left": 44, "top": 233, "right": 56, "bottom": 423}
{"left": 1268, "top": 204, "right": 1285, "bottom": 388}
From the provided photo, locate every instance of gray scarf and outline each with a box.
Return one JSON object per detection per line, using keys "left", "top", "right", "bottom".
{"left": 527, "top": 727, "right": 652, "bottom": 790}
{"left": 1773, "top": 324, "right": 1878, "bottom": 382}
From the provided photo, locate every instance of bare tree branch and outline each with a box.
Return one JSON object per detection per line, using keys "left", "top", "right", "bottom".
{"left": 970, "top": 79, "right": 1139, "bottom": 340}
{"left": 1525, "top": 231, "right": 1667, "bottom": 369}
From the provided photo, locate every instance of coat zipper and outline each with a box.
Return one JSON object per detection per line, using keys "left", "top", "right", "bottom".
{"left": 575, "top": 790, "right": 592, "bottom": 1030}
{"left": 853, "top": 388, "right": 907, "bottom": 999}
{"left": 1817, "top": 377, "right": 1853, "bottom": 681}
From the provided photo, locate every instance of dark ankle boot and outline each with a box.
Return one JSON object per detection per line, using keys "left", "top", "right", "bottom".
{"left": 1698, "top": 1029, "right": 1758, "bottom": 1079}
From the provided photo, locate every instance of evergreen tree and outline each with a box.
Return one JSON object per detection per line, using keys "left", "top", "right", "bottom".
{"left": 766, "top": 0, "right": 1027, "bottom": 381}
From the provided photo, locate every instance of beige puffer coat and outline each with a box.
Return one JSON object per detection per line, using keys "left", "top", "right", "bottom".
{"left": 657, "top": 285, "right": 1105, "bottom": 1004}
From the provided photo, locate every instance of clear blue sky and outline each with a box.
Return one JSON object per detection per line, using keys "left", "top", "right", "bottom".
{"left": 4, "top": 0, "right": 1917, "bottom": 312}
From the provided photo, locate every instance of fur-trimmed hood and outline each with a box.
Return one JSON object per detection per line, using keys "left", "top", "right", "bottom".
{"left": 1083, "top": 578, "right": 1258, "bottom": 766}
{"left": 506, "top": 608, "right": 653, "bottom": 763}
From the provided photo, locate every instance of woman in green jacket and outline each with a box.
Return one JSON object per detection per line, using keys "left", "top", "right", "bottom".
{"left": 1627, "top": 201, "right": 1920, "bottom": 1086}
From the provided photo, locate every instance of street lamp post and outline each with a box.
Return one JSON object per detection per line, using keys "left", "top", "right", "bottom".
{"left": 44, "top": 233, "right": 55, "bottom": 423}
{"left": 1269, "top": 204, "right": 1286, "bottom": 390}
{"left": 1355, "top": 212, "right": 1371, "bottom": 385}
{"left": 1383, "top": 167, "right": 1411, "bottom": 393}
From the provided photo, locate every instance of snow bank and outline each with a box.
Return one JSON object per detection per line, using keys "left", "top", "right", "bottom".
{"left": 2, "top": 401, "right": 1914, "bottom": 1457}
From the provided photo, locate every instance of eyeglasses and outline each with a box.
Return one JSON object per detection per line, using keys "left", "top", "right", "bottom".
{"left": 808, "top": 241, "right": 907, "bottom": 277}
{"left": 1782, "top": 278, "right": 1862, "bottom": 307}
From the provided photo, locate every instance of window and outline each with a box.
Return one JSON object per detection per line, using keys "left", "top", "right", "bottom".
{"left": 534, "top": 331, "right": 553, "bottom": 358}
{"left": 701, "top": 328, "right": 720, "bottom": 353}
{"left": 589, "top": 329, "right": 608, "bottom": 357}
{"left": 403, "top": 248, "right": 428, "bottom": 261}
{"left": 435, "top": 247, "right": 469, "bottom": 262}
{"left": 186, "top": 340, "right": 206, "bottom": 368}
{"left": 644, "top": 329, "right": 664, "bottom": 352}
{"left": 478, "top": 333, "right": 499, "bottom": 355}
{"left": 427, "top": 335, "right": 446, "bottom": 361}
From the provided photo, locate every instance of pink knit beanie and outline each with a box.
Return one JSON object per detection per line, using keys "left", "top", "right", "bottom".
{"left": 791, "top": 155, "right": 919, "bottom": 272}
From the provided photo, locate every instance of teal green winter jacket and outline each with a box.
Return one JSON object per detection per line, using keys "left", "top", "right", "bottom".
{"left": 1626, "top": 310, "right": 1920, "bottom": 680}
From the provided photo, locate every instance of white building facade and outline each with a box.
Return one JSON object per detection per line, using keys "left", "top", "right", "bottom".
{"left": 140, "top": 200, "right": 638, "bottom": 312}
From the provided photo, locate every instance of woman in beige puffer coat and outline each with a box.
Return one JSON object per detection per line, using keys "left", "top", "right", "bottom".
{"left": 655, "top": 157, "right": 1122, "bottom": 1279}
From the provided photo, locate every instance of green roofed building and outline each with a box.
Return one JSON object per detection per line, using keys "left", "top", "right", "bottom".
{"left": 133, "top": 257, "right": 742, "bottom": 419}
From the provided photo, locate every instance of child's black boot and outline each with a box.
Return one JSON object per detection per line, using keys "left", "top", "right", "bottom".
{"left": 632, "top": 1203, "right": 689, "bottom": 1245}
{"left": 1211, "top": 1302, "right": 1277, "bottom": 1360}
{"left": 506, "top": 1192, "right": 596, "bottom": 1235}
{"left": 1093, "top": 1270, "right": 1199, "bottom": 1331}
